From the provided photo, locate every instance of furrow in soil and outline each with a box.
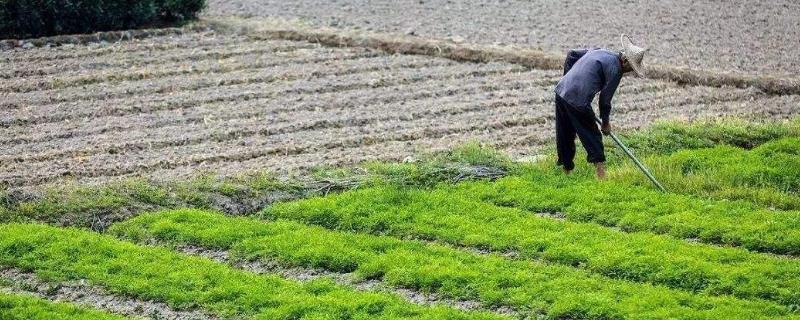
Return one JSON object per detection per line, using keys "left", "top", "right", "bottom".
{"left": 0, "top": 70, "right": 557, "bottom": 147}
{"left": 1, "top": 63, "right": 523, "bottom": 131}
{"left": 1, "top": 39, "right": 316, "bottom": 80}
{"left": 1, "top": 49, "right": 432, "bottom": 113}
{"left": 2, "top": 99, "right": 549, "bottom": 187}
{"left": 1, "top": 58, "right": 501, "bottom": 127}
{"left": 2, "top": 46, "right": 380, "bottom": 93}
{"left": 1, "top": 75, "right": 554, "bottom": 159}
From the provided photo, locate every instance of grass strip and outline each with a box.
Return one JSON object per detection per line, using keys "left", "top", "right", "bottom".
{"left": 0, "top": 223, "right": 503, "bottom": 320}
{"left": 0, "top": 291, "right": 127, "bottom": 320}
{"left": 264, "top": 184, "right": 800, "bottom": 307}
{"left": 482, "top": 166, "right": 800, "bottom": 255}
{"left": 615, "top": 118, "right": 800, "bottom": 157}
{"left": 610, "top": 137, "right": 800, "bottom": 210}
{"left": 110, "top": 209, "right": 796, "bottom": 319}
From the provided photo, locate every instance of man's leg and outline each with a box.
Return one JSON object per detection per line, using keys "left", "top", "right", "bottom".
{"left": 554, "top": 95, "right": 577, "bottom": 173}
{"left": 564, "top": 105, "right": 606, "bottom": 179}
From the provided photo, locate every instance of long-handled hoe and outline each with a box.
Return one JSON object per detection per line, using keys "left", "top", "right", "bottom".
{"left": 595, "top": 117, "right": 667, "bottom": 192}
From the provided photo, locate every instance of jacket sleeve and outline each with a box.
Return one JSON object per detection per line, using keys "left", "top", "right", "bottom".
{"left": 598, "top": 62, "right": 622, "bottom": 123}
{"left": 563, "top": 49, "right": 589, "bottom": 75}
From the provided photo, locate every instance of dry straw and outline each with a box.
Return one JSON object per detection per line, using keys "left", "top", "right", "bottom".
{"left": 0, "top": 25, "right": 208, "bottom": 50}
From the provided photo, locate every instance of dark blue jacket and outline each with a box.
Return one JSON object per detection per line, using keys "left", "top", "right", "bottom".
{"left": 555, "top": 49, "right": 622, "bottom": 123}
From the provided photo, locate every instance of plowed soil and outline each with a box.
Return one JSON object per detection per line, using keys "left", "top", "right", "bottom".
{"left": 2, "top": 29, "right": 799, "bottom": 188}
{"left": 205, "top": 0, "right": 800, "bottom": 76}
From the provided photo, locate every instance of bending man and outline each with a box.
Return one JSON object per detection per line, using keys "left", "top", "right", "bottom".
{"left": 554, "top": 34, "right": 647, "bottom": 179}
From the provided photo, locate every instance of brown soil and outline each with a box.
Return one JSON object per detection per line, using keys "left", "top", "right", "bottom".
{"left": 204, "top": 0, "right": 800, "bottom": 76}
{"left": 2, "top": 29, "right": 799, "bottom": 189}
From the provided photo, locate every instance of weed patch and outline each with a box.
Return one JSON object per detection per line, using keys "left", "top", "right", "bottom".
{"left": 0, "top": 143, "right": 509, "bottom": 229}
{"left": 0, "top": 173, "right": 300, "bottom": 230}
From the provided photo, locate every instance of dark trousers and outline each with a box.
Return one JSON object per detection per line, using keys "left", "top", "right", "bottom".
{"left": 555, "top": 94, "right": 605, "bottom": 170}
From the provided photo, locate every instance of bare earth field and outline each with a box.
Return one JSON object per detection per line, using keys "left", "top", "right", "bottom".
{"left": 206, "top": 0, "right": 800, "bottom": 76}
{"left": 3, "top": 6, "right": 800, "bottom": 319}
{"left": 2, "top": 29, "right": 799, "bottom": 188}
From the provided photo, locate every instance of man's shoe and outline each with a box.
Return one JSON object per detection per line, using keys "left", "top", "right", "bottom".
{"left": 595, "top": 162, "right": 606, "bottom": 180}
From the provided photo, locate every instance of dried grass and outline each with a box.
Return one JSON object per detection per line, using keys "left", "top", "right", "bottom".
{"left": 0, "top": 25, "right": 207, "bottom": 50}
{"left": 204, "top": 17, "right": 563, "bottom": 71}
{"left": 644, "top": 65, "right": 800, "bottom": 95}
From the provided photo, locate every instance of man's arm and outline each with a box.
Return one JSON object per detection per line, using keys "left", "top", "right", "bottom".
{"left": 598, "top": 63, "right": 622, "bottom": 127}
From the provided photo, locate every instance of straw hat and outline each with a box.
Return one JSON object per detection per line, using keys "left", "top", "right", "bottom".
{"left": 620, "top": 34, "right": 647, "bottom": 77}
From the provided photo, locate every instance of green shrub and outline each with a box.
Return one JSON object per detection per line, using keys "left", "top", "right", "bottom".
{"left": 0, "top": 0, "right": 205, "bottom": 39}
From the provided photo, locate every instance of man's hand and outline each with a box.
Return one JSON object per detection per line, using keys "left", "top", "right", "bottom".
{"left": 601, "top": 121, "right": 611, "bottom": 135}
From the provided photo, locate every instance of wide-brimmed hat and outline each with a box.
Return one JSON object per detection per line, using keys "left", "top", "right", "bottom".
{"left": 620, "top": 34, "right": 647, "bottom": 77}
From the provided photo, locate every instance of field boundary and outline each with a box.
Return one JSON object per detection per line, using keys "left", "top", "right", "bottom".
{"left": 0, "top": 25, "right": 209, "bottom": 50}
{"left": 204, "top": 17, "right": 800, "bottom": 96}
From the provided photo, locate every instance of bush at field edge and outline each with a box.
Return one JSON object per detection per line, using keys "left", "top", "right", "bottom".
{"left": 0, "top": 0, "right": 205, "bottom": 39}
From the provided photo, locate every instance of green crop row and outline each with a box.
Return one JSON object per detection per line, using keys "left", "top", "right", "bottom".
{"left": 264, "top": 184, "right": 800, "bottom": 306}
{"left": 615, "top": 117, "right": 800, "bottom": 157}
{"left": 482, "top": 166, "right": 800, "bottom": 254}
{"left": 609, "top": 137, "right": 800, "bottom": 210}
{"left": 0, "top": 223, "right": 502, "bottom": 320}
{"left": 0, "top": 292, "right": 126, "bottom": 320}
{"left": 110, "top": 209, "right": 796, "bottom": 319}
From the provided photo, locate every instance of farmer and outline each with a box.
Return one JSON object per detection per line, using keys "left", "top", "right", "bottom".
{"left": 554, "top": 34, "right": 647, "bottom": 179}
